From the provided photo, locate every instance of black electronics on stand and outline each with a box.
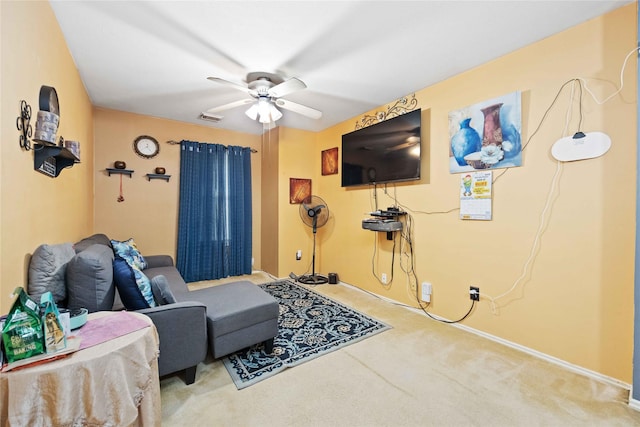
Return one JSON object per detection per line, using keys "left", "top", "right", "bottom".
{"left": 362, "top": 207, "right": 406, "bottom": 240}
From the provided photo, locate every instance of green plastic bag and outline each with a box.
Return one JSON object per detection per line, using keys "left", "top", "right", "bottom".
{"left": 1, "top": 287, "right": 44, "bottom": 363}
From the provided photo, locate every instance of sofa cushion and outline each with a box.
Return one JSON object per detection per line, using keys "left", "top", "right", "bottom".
{"left": 66, "top": 244, "right": 115, "bottom": 312}
{"left": 74, "top": 233, "right": 112, "bottom": 254}
{"left": 113, "top": 256, "right": 156, "bottom": 310}
{"left": 144, "top": 266, "right": 189, "bottom": 296}
{"left": 150, "top": 275, "right": 177, "bottom": 305}
{"left": 111, "top": 238, "right": 147, "bottom": 270}
{"left": 28, "top": 243, "right": 76, "bottom": 304}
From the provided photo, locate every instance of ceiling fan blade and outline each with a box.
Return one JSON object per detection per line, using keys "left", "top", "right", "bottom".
{"left": 268, "top": 77, "right": 306, "bottom": 98}
{"left": 207, "top": 77, "right": 257, "bottom": 96}
{"left": 205, "top": 98, "right": 254, "bottom": 113}
{"left": 275, "top": 99, "right": 322, "bottom": 120}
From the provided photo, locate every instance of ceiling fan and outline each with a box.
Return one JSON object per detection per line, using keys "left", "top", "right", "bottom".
{"left": 205, "top": 72, "right": 322, "bottom": 125}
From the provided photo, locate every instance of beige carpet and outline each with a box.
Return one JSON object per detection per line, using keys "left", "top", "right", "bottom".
{"left": 160, "top": 276, "right": 640, "bottom": 426}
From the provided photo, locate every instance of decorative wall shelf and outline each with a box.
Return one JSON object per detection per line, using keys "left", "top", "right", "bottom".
{"left": 145, "top": 174, "right": 171, "bottom": 182}
{"left": 34, "top": 143, "right": 79, "bottom": 177}
{"left": 106, "top": 168, "right": 134, "bottom": 177}
{"left": 17, "top": 100, "right": 33, "bottom": 150}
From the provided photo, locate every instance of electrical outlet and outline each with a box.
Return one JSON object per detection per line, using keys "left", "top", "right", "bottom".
{"left": 381, "top": 273, "right": 388, "bottom": 284}
{"left": 470, "top": 286, "right": 480, "bottom": 301}
{"left": 296, "top": 250, "right": 302, "bottom": 261}
{"left": 421, "top": 282, "right": 432, "bottom": 302}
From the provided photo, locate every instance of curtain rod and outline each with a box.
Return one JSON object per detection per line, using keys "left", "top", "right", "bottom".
{"left": 166, "top": 140, "right": 258, "bottom": 153}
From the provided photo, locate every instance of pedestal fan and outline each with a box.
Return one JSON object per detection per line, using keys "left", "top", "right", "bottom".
{"left": 298, "top": 195, "right": 329, "bottom": 285}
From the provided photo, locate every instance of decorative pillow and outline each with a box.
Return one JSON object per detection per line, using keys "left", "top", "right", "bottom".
{"left": 28, "top": 243, "right": 76, "bottom": 304}
{"left": 110, "top": 238, "right": 147, "bottom": 270}
{"left": 66, "top": 244, "right": 115, "bottom": 312}
{"left": 150, "top": 275, "right": 177, "bottom": 306}
{"left": 112, "top": 256, "right": 156, "bottom": 310}
{"left": 74, "top": 234, "right": 112, "bottom": 254}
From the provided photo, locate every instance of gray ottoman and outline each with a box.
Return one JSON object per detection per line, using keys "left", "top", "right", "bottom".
{"left": 187, "top": 281, "right": 279, "bottom": 358}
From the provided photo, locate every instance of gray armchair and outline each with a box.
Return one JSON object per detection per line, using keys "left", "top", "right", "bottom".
{"left": 140, "top": 256, "right": 207, "bottom": 385}
{"left": 138, "top": 301, "right": 207, "bottom": 384}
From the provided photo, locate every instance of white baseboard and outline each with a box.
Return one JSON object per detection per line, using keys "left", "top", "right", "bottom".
{"left": 449, "top": 319, "right": 630, "bottom": 391}
{"left": 336, "top": 281, "right": 631, "bottom": 392}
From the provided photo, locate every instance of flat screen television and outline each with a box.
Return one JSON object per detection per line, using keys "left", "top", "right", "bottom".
{"left": 341, "top": 108, "right": 421, "bottom": 187}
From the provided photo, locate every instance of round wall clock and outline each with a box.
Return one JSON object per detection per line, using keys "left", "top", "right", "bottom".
{"left": 133, "top": 135, "right": 160, "bottom": 159}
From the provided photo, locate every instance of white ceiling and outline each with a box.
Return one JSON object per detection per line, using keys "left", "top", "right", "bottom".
{"left": 49, "top": 0, "right": 632, "bottom": 136}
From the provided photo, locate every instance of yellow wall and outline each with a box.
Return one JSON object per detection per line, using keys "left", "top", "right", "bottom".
{"left": 0, "top": 1, "right": 94, "bottom": 313}
{"left": 1, "top": 0, "right": 636, "bottom": 385}
{"left": 290, "top": 4, "right": 636, "bottom": 383}
{"left": 93, "top": 108, "right": 262, "bottom": 265}
{"left": 277, "top": 127, "right": 319, "bottom": 277}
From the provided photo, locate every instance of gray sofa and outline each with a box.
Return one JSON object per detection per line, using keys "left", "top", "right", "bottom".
{"left": 27, "top": 233, "right": 279, "bottom": 385}
{"left": 140, "top": 255, "right": 279, "bottom": 360}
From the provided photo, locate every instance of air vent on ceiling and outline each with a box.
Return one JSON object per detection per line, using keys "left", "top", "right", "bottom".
{"left": 198, "top": 112, "right": 223, "bottom": 122}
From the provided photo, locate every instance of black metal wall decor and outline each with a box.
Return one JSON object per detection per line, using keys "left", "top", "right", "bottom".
{"left": 17, "top": 100, "right": 33, "bottom": 150}
{"left": 354, "top": 93, "right": 418, "bottom": 130}
{"left": 19, "top": 86, "right": 80, "bottom": 177}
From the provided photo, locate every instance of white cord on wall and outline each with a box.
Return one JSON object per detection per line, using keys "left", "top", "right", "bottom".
{"left": 483, "top": 44, "right": 637, "bottom": 313}
{"left": 578, "top": 46, "right": 639, "bottom": 105}
{"left": 484, "top": 159, "right": 563, "bottom": 314}
{"left": 483, "top": 79, "right": 580, "bottom": 314}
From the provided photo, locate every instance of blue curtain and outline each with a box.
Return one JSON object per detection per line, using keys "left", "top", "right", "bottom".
{"left": 176, "top": 141, "right": 252, "bottom": 282}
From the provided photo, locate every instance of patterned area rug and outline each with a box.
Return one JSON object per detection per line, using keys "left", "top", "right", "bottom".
{"left": 223, "top": 280, "right": 391, "bottom": 389}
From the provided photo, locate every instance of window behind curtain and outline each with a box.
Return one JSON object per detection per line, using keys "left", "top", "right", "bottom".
{"left": 176, "top": 140, "right": 252, "bottom": 282}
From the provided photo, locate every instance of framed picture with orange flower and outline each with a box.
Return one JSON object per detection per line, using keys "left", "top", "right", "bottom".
{"left": 289, "top": 178, "right": 312, "bottom": 204}
{"left": 321, "top": 147, "right": 339, "bottom": 175}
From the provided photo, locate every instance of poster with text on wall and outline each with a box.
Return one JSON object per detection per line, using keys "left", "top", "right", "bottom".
{"left": 449, "top": 91, "right": 522, "bottom": 174}
{"left": 460, "top": 171, "right": 492, "bottom": 220}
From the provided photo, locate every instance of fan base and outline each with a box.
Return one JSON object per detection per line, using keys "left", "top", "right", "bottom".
{"left": 297, "top": 274, "right": 329, "bottom": 285}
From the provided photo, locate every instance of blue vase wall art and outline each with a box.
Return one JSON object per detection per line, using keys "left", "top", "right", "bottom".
{"left": 448, "top": 91, "right": 522, "bottom": 173}
{"left": 451, "top": 118, "right": 481, "bottom": 166}
{"left": 501, "top": 122, "right": 522, "bottom": 160}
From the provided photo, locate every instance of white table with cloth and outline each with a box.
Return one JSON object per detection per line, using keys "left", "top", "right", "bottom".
{"left": 0, "top": 311, "right": 161, "bottom": 426}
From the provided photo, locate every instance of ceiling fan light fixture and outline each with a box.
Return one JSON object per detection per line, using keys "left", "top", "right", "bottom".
{"left": 270, "top": 104, "right": 283, "bottom": 121}
{"left": 246, "top": 96, "right": 283, "bottom": 124}
{"left": 257, "top": 98, "right": 272, "bottom": 123}
{"left": 245, "top": 104, "right": 259, "bottom": 120}
{"left": 259, "top": 115, "right": 270, "bottom": 124}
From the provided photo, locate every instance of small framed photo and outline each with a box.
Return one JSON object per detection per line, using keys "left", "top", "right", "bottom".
{"left": 289, "top": 178, "right": 312, "bottom": 204}
{"left": 321, "top": 147, "right": 339, "bottom": 175}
